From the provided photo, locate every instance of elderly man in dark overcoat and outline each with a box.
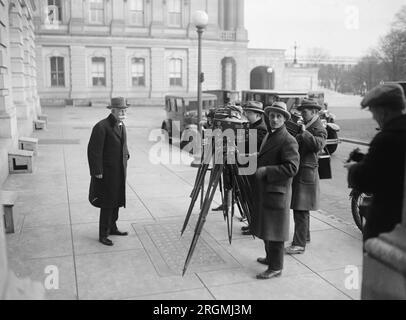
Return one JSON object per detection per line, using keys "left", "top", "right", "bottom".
{"left": 251, "top": 102, "right": 300, "bottom": 279}
{"left": 286, "top": 99, "right": 327, "bottom": 254}
{"left": 88, "top": 97, "right": 130, "bottom": 246}
{"left": 345, "top": 83, "right": 406, "bottom": 242}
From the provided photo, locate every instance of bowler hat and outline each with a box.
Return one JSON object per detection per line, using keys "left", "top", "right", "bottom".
{"left": 264, "top": 101, "right": 291, "bottom": 120}
{"left": 242, "top": 101, "right": 264, "bottom": 114}
{"left": 361, "top": 83, "right": 406, "bottom": 110}
{"left": 107, "top": 97, "right": 130, "bottom": 109}
{"left": 297, "top": 99, "right": 322, "bottom": 111}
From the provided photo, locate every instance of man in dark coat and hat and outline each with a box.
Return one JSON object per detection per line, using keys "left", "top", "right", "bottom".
{"left": 345, "top": 83, "right": 406, "bottom": 242}
{"left": 286, "top": 99, "right": 327, "bottom": 254}
{"left": 88, "top": 97, "right": 131, "bottom": 246}
{"left": 239, "top": 100, "right": 268, "bottom": 234}
{"left": 252, "top": 101, "right": 299, "bottom": 279}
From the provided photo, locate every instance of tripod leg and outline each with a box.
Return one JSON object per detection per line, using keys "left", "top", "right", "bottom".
{"left": 183, "top": 164, "right": 224, "bottom": 276}
{"left": 181, "top": 162, "right": 211, "bottom": 235}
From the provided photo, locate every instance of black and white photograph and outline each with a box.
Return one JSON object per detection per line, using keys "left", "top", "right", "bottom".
{"left": 0, "top": 0, "right": 406, "bottom": 304}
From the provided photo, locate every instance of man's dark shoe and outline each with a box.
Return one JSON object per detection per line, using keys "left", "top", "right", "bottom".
{"left": 285, "top": 245, "right": 305, "bottom": 255}
{"left": 99, "top": 237, "right": 113, "bottom": 246}
{"left": 212, "top": 204, "right": 225, "bottom": 211}
{"left": 241, "top": 226, "right": 250, "bottom": 232}
{"left": 256, "top": 257, "right": 269, "bottom": 265}
{"left": 242, "top": 229, "right": 252, "bottom": 236}
{"left": 110, "top": 230, "right": 128, "bottom": 236}
{"left": 256, "top": 269, "right": 282, "bottom": 280}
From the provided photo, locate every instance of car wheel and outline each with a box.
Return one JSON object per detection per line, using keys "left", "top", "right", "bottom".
{"left": 326, "top": 129, "right": 338, "bottom": 154}
{"left": 162, "top": 123, "right": 172, "bottom": 145}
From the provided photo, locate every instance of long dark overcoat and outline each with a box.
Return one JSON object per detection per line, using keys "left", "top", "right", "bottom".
{"left": 251, "top": 126, "right": 300, "bottom": 241}
{"left": 348, "top": 114, "right": 406, "bottom": 241}
{"left": 87, "top": 113, "right": 130, "bottom": 208}
{"left": 291, "top": 117, "right": 327, "bottom": 211}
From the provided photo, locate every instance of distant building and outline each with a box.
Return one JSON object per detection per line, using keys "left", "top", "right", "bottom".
{"left": 33, "top": 0, "right": 322, "bottom": 107}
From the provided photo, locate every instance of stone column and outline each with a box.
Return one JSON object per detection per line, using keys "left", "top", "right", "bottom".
{"left": 9, "top": 0, "right": 28, "bottom": 120}
{"left": 361, "top": 159, "right": 406, "bottom": 299}
{"left": 26, "top": 8, "right": 39, "bottom": 119}
{"left": 204, "top": 0, "right": 220, "bottom": 38}
{"left": 70, "top": 45, "right": 88, "bottom": 103}
{"left": 111, "top": 46, "right": 127, "bottom": 97}
{"left": 110, "top": 0, "right": 125, "bottom": 35}
{"left": 0, "top": 0, "right": 18, "bottom": 139}
{"left": 150, "top": 0, "right": 164, "bottom": 37}
{"left": 218, "top": 0, "right": 224, "bottom": 30}
{"left": 225, "top": 0, "right": 235, "bottom": 31}
{"left": 236, "top": 0, "right": 248, "bottom": 41}
{"left": 69, "top": 0, "right": 85, "bottom": 34}
{"left": 29, "top": 17, "right": 41, "bottom": 118}
{"left": 150, "top": 47, "right": 165, "bottom": 99}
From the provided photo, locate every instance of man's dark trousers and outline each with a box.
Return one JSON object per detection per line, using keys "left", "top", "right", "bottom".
{"left": 292, "top": 210, "right": 310, "bottom": 247}
{"left": 99, "top": 207, "right": 119, "bottom": 238}
{"left": 264, "top": 241, "right": 284, "bottom": 270}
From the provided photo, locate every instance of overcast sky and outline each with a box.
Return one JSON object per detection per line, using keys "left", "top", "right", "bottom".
{"left": 245, "top": 0, "right": 405, "bottom": 58}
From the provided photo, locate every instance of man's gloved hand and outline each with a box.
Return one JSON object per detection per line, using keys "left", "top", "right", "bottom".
{"left": 256, "top": 167, "right": 267, "bottom": 179}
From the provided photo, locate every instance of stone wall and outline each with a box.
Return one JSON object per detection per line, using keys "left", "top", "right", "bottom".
{"left": 0, "top": 0, "right": 41, "bottom": 187}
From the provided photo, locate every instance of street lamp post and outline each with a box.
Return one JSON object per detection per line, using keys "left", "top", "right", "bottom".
{"left": 191, "top": 10, "right": 208, "bottom": 168}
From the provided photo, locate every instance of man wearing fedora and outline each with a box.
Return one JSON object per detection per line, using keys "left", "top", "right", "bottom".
{"left": 286, "top": 99, "right": 327, "bottom": 255}
{"left": 88, "top": 97, "right": 131, "bottom": 246}
{"left": 251, "top": 101, "right": 299, "bottom": 279}
{"left": 212, "top": 100, "right": 268, "bottom": 214}
{"left": 240, "top": 100, "right": 268, "bottom": 234}
{"left": 345, "top": 83, "right": 406, "bottom": 242}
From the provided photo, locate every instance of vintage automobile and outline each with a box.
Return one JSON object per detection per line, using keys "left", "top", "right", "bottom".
{"left": 241, "top": 89, "right": 341, "bottom": 154}
{"left": 308, "top": 91, "right": 325, "bottom": 106}
{"left": 385, "top": 81, "right": 406, "bottom": 93}
{"left": 203, "top": 90, "right": 240, "bottom": 106}
{"left": 161, "top": 93, "right": 218, "bottom": 149}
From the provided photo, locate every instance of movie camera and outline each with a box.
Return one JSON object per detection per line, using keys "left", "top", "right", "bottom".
{"left": 180, "top": 104, "right": 255, "bottom": 276}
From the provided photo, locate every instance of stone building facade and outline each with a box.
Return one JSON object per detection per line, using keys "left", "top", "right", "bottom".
{"left": 1, "top": 0, "right": 45, "bottom": 299}
{"left": 33, "top": 0, "right": 318, "bottom": 107}
{"left": 33, "top": 0, "right": 254, "bottom": 106}
{"left": 0, "top": 0, "right": 41, "bottom": 185}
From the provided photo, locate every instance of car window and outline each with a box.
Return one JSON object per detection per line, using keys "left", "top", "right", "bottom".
{"left": 267, "top": 95, "right": 277, "bottom": 105}
{"left": 176, "top": 98, "right": 183, "bottom": 112}
{"left": 166, "top": 98, "right": 174, "bottom": 111}
{"left": 229, "top": 92, "right": 239, "bottom": 102}
{"left": 254, "top": 94, "right": 262, "bottom": 102}
{"left": 187, "top": 100, "right": 198, "bottom": 111}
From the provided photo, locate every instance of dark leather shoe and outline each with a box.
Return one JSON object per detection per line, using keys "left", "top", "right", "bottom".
{"left": 242, "top": 229, "right": 252, "bottom": 236}
{"left": 256, "top": 257, "right": 269, "bottom": 265}
{"left": 256, "top": 269, "right": 282, "bottom": 280}
{"left": 99, "top": 237, "right": 113, "bottom": 246}
{"left": 212, "top": 204, "right": 225, "bottom": 211}
{"left": 285, "top": 245, "right": 305, "bottom": 255}
{"left": 241, "top": 226, "right": 250, "bottom": 232}
{"left": 110, "top": 230, "right": 128, "bottom": 236}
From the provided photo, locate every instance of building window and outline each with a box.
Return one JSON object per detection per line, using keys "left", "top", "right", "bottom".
{"left": 129, "top": 0, "right": 144, "bottom": 26}
{"left": 46, "top": 0, "right": 62, "bottom": 24}
{"left": 89, "top": 0, "right": 105, "bottom": 24}
{"left": 92, "top": 57, "right": 106, "bottom": 86}
{"left": 167, "top": 0, "right": 181, "bottom": 27}
{"left": 169, "top": 58, "right": 182, "bottom": 87}
{"left": 50, "top": 57, "right": 65, "bottom": 87}
{"left": 131, "top": 58, "right": 145, "bottom": 87}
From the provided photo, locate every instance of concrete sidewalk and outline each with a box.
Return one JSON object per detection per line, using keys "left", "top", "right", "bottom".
{"left": 2, "top": 106, "right": 363, "bottom": 300}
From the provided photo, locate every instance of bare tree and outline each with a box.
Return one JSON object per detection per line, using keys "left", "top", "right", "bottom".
{"left": 306, "top": 47, "right": 331, "bottom": 65}
{"left": 377, "top": 29, "right": 406, "bottom": 80}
